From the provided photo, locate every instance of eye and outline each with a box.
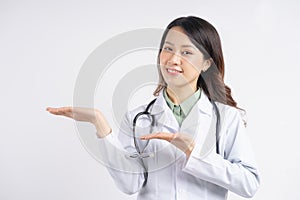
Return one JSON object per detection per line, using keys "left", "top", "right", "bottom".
{"left": 182, "top": 51, "right": 193, "bottom": 55}
{"left": 163, "top": 47, "right": 173, "bottom": 51}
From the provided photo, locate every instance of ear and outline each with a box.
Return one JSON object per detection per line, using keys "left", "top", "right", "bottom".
{"left": 203, "top": 58, "right": 212, "bottom": 72}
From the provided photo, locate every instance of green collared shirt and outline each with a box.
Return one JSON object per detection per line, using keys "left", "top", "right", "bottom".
{"left": 163, "top": 88, "right": 201, "bottom": 126}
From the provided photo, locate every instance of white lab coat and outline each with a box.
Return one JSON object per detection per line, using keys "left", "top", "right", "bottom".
{"left": 97, "top": 91, "right": 260, "bottom": 200}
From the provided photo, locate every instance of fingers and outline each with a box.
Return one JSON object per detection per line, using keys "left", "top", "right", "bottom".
{"left": 46, "top": 107, "right": 73, "bottom": 116}
{"left": 140, "top": 132, "right": 194, "bottom": 157}
{"left": 140, "top": 132, "right": 175, "bottom": 142}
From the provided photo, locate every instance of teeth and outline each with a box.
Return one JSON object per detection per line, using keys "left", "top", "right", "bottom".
{"left": 167, "top": 69, "right": 182, "bottom": 73}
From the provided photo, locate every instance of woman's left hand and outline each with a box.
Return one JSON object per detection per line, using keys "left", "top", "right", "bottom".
{"left": 140, "top": 132, "right": 195, "bottom": 158}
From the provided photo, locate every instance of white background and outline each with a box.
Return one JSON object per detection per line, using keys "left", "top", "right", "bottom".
{"left": 1, "top": 0, "right": 300, "bottom": 199}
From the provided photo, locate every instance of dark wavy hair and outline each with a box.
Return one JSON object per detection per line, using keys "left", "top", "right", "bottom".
{"left": 153, "top": 16, "right": 238, "bottom": 108}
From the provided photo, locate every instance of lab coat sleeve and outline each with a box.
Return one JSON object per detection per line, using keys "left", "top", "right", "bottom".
{"left": 96, "top": 110, "right": 146, "bottom": 195}
{"left": 182, "top": 107, "right": 260, "bottom": 198}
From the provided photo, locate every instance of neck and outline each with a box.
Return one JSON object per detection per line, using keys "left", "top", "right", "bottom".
{"left": 166, "top": 85, "right": 197, "bottom": 105}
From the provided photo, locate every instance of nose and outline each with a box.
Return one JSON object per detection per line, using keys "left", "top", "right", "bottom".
{"left": 167, "top": 53, "right": 181, "bottom": 65}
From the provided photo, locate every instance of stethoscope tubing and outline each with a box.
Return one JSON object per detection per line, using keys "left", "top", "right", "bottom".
{"left": 132, "top": 98, "right": 220, "bottom": 155}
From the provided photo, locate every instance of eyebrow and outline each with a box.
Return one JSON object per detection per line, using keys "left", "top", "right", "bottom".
{"left": 165, "top": 41, "right": 196, "bottom": 49}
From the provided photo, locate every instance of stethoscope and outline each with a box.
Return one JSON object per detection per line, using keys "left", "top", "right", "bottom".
{"left": 130, "top": 96, "right": 221, "bottom": 187}
{"left": 131, "top": 97, "right": 221, "bottom": 158}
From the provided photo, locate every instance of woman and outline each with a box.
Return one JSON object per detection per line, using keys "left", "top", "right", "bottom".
{"left": 47, "top": 16, "right": 260, "bottom": 199}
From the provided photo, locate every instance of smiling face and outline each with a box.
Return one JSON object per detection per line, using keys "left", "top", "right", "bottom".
{"left": 159, "top": 26, "right": 211, "bottom": 92}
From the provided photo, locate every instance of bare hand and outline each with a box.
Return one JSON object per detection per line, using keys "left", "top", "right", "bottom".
{"left": 140, "top": 132, "right": 195, "bottom": 158}
{"left": 46, "top": 107, "right": 111, "bottom": 138}
{"left": 46, "top": 107, "right": 99, "bottom": 123}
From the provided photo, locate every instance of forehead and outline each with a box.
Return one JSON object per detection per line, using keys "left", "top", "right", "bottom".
{"left": 165, "top": 26, "right": 194, "bottom": 46}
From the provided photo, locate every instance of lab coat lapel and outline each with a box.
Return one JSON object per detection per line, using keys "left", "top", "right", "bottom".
{"left": 150, "top": 92, "right": 179, "bottom": 132}
{"left": 148, "top": 91, "right": 217, "bottom": 160}
{"left": 180, "top": 92, "right": 215, "bottom": 154}
{"left": 150, "top": 91, "right": 214, "bottom": 134}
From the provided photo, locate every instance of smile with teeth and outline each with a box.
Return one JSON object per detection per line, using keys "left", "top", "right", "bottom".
{"left": 167, "top": 68, "right": 183, "bottom": 74}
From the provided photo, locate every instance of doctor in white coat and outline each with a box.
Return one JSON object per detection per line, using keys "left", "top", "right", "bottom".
{"left": 47, "top": 16, "right": 260, "bottom": 200}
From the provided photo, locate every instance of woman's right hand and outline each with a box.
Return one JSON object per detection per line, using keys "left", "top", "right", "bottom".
{"left": 46, "top": 107, "right": 111, "bottom": 138}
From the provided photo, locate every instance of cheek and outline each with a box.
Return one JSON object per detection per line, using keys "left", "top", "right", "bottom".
{"left": 185, "top": 68, "right": 200, "bottom": 79}
{"left": 182, "top": 61, "right": 202, "bottom": 78}
{"left": 186, "top": 58, "right": 204, "bottom": 72}
{"left": 159, "top": 52, "right": 169, "bottom": 65}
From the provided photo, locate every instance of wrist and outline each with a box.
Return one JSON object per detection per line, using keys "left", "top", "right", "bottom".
{"left": 93, "top": 111, "right": 112, "bottom": 138}
{"left": 185, "top": 142, "right": 195, "bottom": 159}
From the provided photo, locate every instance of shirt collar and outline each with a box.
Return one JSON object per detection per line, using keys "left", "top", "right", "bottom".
{"left": 163, "top": 88, "right": 201, "bottom": 117}
{"left": 150, "top": 88, "right": 212, "bottom": 117}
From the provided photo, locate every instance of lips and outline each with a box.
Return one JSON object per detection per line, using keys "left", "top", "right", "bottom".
{"left": 166, "top": 67, "right": 183, "bottom": 74}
